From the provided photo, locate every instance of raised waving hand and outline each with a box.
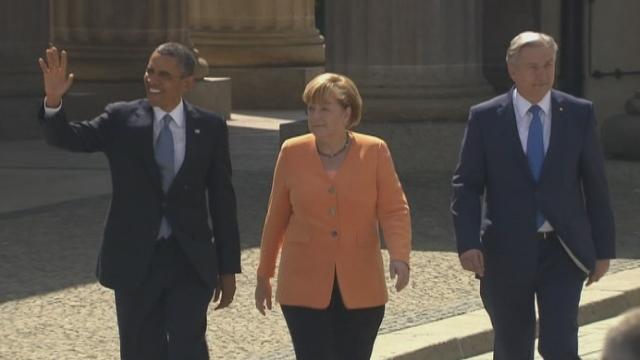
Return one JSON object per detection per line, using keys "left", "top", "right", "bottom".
{"left": 38, "top": 47, "right": 74, "bottom": 108}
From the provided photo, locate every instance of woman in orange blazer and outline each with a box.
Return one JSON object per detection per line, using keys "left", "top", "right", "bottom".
{"left": 255, "top": 73, "right": 412, "bottom": 359}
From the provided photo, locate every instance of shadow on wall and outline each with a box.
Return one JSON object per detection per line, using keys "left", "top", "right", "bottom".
{"left": 602, "top": 91, "right": 640, "bottom": 161}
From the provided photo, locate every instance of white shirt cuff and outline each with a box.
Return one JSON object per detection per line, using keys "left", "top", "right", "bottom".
{"left": 43, "top": 98, "right": 62, "bottom": 117}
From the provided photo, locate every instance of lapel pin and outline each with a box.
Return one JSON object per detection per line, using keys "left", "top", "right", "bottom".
{"left": 194, "top": 129, "right": 200, "bottom": 134}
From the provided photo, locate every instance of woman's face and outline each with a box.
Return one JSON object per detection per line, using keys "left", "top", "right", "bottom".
{"left": 306, "top": 94, "right": 351, "bottom": 139}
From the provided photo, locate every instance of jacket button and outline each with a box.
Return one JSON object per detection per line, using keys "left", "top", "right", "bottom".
{"left": 161, "top": 202, "right": 167, "bottom": 210}
{"left": 328, "top": 208, "right": 336, "bottom": 216}
{"left": 331, "top": 230, "right": 338, "bottom": 238}
{"left": 328, "top": 186, "right": 336, "bottom": 194}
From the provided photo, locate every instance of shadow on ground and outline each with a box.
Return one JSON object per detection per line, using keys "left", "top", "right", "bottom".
{"left": 2, "top": 123, "right": 639, "bottom": 304}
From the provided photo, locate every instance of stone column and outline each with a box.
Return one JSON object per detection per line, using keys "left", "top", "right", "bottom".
{"left": 49, "top": 0, "right": 185, "bottom": 80}
{"left": 293, "top": 0, "right": 493, "bottom": 175}
{"left": 326, "top": 0, "right": 492, "bottom": 122}
{"left": 47, "top": 0, "right": 190, "bottom": 120}
{"left": 187, "top": 0, "right": 325, "bottom": 109}
{"left": 0, "top": 1, "right": 50, "bottom": 139}
{"left": 187, "top": 0, "right": 322, "bottom": 66}
{"left": 483, "top": 0, "right": 539, "bottom": 92}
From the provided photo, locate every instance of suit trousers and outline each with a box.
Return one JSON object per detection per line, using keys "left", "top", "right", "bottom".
{"left": 480, "top": 234, "right": 587, "bottom": 360}
{"left": 280, "top": 279, "right": 385, "bottom": 360}
{"left": 114, "top": 236, "right": 214, "bottom": 360}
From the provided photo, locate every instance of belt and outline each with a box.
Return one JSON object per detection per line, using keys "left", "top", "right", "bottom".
{"left": 536, "top": 231, "right": 556, "bottom": 240}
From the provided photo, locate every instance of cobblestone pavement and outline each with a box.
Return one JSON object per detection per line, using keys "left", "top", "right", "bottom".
{"left": 466, "top": 313, "right": 627, "bottom": 359}
{"left": 1, "top": 113, "right": 639, "bottom": 359}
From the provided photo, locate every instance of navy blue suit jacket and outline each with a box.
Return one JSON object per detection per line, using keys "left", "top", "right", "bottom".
{"left": 39, "top": 99, "right": 241, "bottom": 290}
{"left": 451, "top": 89, "right": 615, "bottom": 275}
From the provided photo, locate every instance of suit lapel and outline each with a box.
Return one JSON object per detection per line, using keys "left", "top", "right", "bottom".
{"left": 169, "top": 101, "right": 198, "bottom": 191}
{"left": 307, "top": 134, "right": 331, "bottom": 182}
{"left": 499, "top": 90, "right": 536, "bottom": 185}
{"left": 539, "top": 91, "right": 566, "bottom": 181}
{"left": 334, "top": 132, "right": 357, "bottom": 185}
{"left": 135, "top": 101, "right": 163, "bottom": 192}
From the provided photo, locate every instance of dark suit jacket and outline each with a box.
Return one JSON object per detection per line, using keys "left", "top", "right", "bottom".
{"left": 451, "top": 89, "right": 615, "bottom": 275}
{"left": 39, "top": 99, "right": 241, "bottom": 290}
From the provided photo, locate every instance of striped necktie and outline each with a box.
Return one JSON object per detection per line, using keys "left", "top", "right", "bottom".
{"left": 154, "top": 114, "right": 175, "bottom": 238}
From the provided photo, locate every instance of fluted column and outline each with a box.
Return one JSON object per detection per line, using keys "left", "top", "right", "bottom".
{"left": 187, "top": 0, "right": 323, "bottom": 66}
{"left": 49, "top": 0, "right": 187, "bottom": 80}
{"left": 1, "top": 1, "right": 48, "bottom": 94}
{"left": 0, "top": 1, "right": 50, "bottom": 139}
{"left": 326, "top": 0, "right": 492, "bottom": 121}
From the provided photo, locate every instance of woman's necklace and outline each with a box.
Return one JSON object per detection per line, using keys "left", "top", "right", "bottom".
{"left": 317, "top": 134, "right": 350, "bottom": 158}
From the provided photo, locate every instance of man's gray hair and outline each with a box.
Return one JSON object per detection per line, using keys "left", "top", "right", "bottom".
{"left": 154, "top": 42, "right": 196, "bottom": 77}
{"left": 506, "top": 31, "right": 558, "bottom": 64}
{"left": 602, "top": 307, "right": 640, "bottom": 360}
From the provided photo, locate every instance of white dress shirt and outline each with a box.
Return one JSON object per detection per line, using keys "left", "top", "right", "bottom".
{"left": 513, "top": 89, "right": 552, "bottom": 153}
{"left": 512, "top": 89, "right": 554, "bottom": 232}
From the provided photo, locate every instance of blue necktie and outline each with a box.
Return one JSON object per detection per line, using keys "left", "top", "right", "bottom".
{"left": 155, "top": 114, "right": 175, "bottom": 238}
{"left": 527, "top": 105, "right": 545, "bottom": 228}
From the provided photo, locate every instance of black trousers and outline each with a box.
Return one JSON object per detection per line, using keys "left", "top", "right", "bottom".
{"left": 480, "top": 234, "right": 587, "bottom": 360}
{"left": 281, "top": 280, "right": 385, "bottom": 360}
{"left": 114, "top": 237, "right": 214, "bottom": 360}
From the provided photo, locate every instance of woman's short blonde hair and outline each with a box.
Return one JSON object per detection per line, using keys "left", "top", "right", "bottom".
{"left": 506, "top": 31, "right": 558, "bottom": 64}
{"left": 302, "top": 72, "right": 363, "bottom": 128}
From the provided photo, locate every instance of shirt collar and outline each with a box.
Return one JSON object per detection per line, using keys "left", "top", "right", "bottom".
{"left": 152, "top": 99, "right": 185, "bottom": 128}
{"left": 513, "top": 89, "right": 551, "bottom": 118}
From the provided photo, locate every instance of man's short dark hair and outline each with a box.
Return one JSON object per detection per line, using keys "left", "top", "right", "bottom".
{"left": 154, "top": 42, "right": 196, "bottom": 78}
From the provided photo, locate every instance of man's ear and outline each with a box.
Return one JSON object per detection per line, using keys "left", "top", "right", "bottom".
{"left": 182, "top": 76, "right": 195, "bottom": 92}
{"left": 507, "top": 63, "right": 517, "bottom": 82}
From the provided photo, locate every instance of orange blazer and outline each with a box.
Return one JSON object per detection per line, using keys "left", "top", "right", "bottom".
{"left": 257, "top": 132, "right": 411, "bottom": 309}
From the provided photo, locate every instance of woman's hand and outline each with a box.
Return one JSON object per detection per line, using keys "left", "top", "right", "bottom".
{"left": 389, "top": 260, "right": 410, "bottom": 292}
{"left": 254, "top": 275, "right": 273, "bottom": 315}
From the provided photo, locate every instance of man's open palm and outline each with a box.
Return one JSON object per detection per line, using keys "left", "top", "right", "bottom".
{"left": 38, "top": 47, "right": 74, "bottom": 107}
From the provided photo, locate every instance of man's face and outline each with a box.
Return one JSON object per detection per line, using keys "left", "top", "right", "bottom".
{"left": 508, "top": 45, "right": 556, "bottom": 103}
{"left": 144, "top": 52, "right": 193, "bottom": 112}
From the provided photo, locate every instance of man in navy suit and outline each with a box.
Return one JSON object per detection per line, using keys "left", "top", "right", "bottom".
{"left": 451, "top": 31, "right": 615, "bottom": 359}
{"left": 37, "top": 43, "right": 241, "bottom": 359}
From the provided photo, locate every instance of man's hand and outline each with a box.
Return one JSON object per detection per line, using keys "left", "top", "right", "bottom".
{"left": 389, "top": 260, "right": 410, "bottom": 292}
{"left": 254, "top": 275, "right": 272, "bottom": 316}
{"left": 38, "top": 47, "right": 74, "bottom": 108}
{"left": 586, "top": 259, "right": 610, "bottom": 286}
{"left": 459, "top": 249, "right": 485, "bottom": 277}
{"left": 213, "top": 274, "right": 236, "bottom": 310}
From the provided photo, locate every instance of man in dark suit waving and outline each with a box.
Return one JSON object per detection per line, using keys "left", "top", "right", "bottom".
{"left": 451, "top": 31, "right": 615, "bottom": 359}
{"left": 37, "top": 42, "right": 241, "bottom": 359}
